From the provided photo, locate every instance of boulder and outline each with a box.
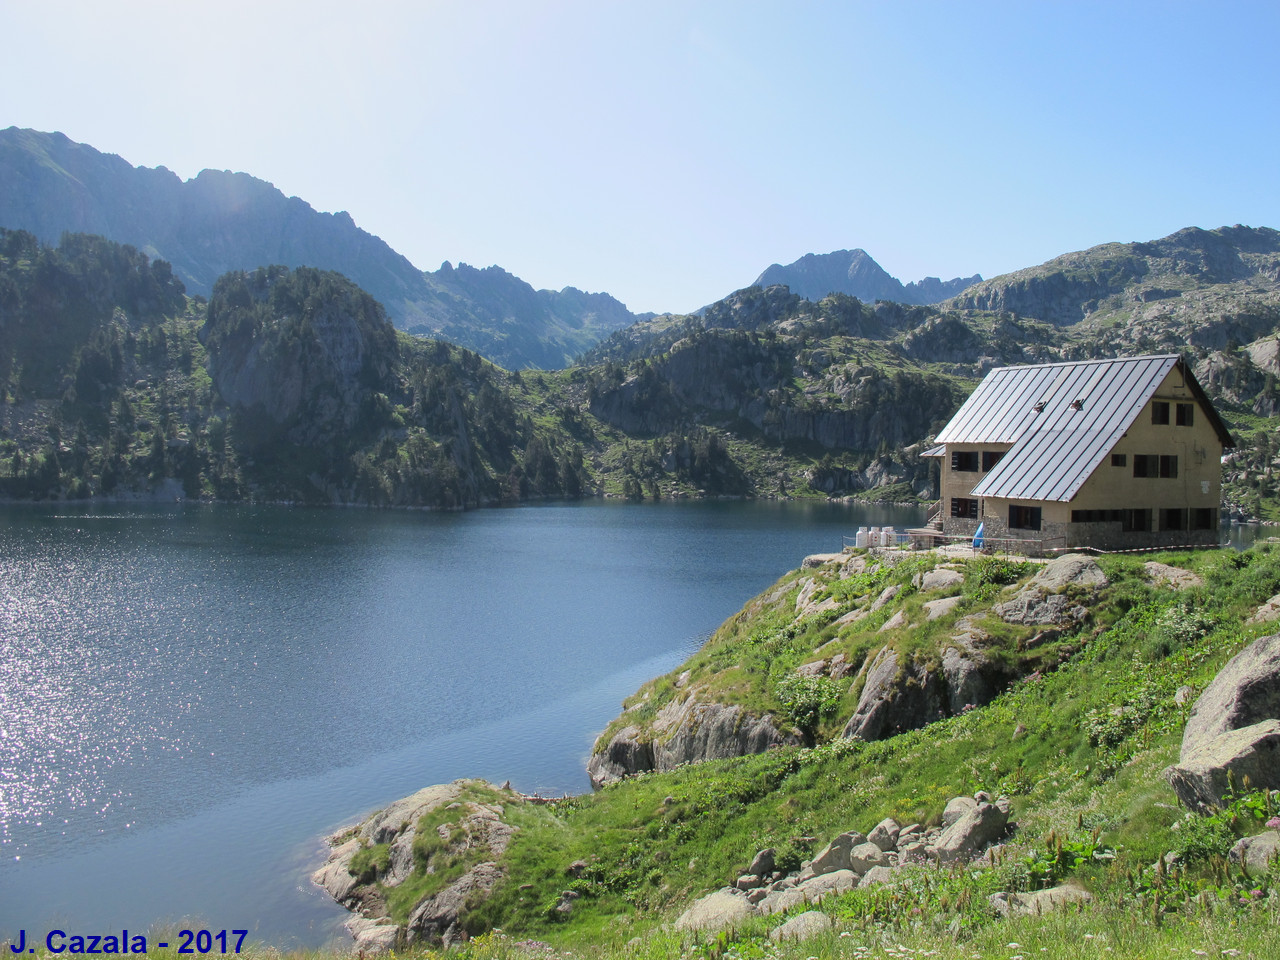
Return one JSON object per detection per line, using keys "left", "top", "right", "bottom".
{"left": 1229, "top": 831, "right": 1280, "bottom": 878}
{"left": 796, "top": 870, "right": 858, "bottom": 898}
{"left": 849, "top": 841, "right": 893, "bottom": 873}
{"left": 806, "top": 831, "right": 866, "bottom": 875}
{"left": 748, "top": 848, "right": 776, "bottom": 877}
{"left": 1180, "top": 633, "right": 1280, "bottom": 750}
{"left": 916, "top": 567, "right": 964, "bottom": 592}
{"left": 675, "top": 888, "right": 756, "bottom": 932}
{"left": 994, "top": 554, "right": 1106, "bottom": 626}
{"left": 1143, "top": 562, "right": 1203, "bottom": 590}
{"left": 1165, "top": 720, "right": 1280, "bottom": 811}
{"left": 858, "top": 865, "right": 898, "bottom": 887}
{"left": 930, "top": 801, "right": 1008, "bottom": 863}
{"left": 1247, "top": 595, "right": 1280, "bottom": 624}
{"left": 924, "top": 596, "right": 962, "bottom": 620}
{"left": 769, "top": 911, "right": 832, "bottom": 943}
{"left": 796, "top": 659, "right": 827, "bottom": 678}
{"left": 761, "top": 871, "right": 856, "bottom": 914}
{"left": 867, "top": 818, "right": 901, "bottom": 851}
{"left": 1031, "top": 554, "right": 1109, "bottom": 591}
{"left": 989, "top": 884, "right": 1093, "bottom": 917}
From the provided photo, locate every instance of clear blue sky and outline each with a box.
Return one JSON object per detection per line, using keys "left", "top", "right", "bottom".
{"left": 3, "top": 1, "right": 1278, "bottom": 314}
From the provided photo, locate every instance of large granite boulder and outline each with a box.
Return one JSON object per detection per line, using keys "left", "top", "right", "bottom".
{"left": 769, "top": 911, "right": 832, "bottom": 942}
{"left": 674, "top": 888, "right": 755, "bottom": 932}
{"left": 1165, "top": 720, "right": 1280, "bottom": 811}
{"left": 990, "top": 884, "right": 1093, "bottom": 917}
{"left": 1230, "top": 831, "right": 1280, "bottom": 878}
{"left": 1180, "top": 633, "right": 1280, "bottom": 749}
{"left": 1165, "top": 633, "right": 1280, "bottom": 809}
{"left": 929, "top": 800, "right": 1009, "bottom": 863}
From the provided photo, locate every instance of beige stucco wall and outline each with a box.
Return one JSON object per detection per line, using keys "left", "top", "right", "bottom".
{"left": 939, "top": 442, "right": 1013, "bottom": 505}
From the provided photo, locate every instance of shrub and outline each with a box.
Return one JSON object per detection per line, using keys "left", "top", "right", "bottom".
{"left": 774, "top": 673, "right": 843, "bottom": 732}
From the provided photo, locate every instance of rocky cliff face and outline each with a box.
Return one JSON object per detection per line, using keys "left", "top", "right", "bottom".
{"left": 587, "top": 332, "right": 962, "bottom": 453}
{"left": 201, "top": 265, "right": 398, "bottom": 446}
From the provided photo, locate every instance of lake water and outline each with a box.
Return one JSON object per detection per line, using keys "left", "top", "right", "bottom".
{"left": 0, "top": 499, "right": 928, "bottom": 948}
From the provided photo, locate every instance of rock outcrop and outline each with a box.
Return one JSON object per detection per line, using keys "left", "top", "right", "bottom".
{"left": 994, "top": 554, "right": 1107, "bottom": 627}
{"left": 312, "top": 780, "right": 519, "bottom": 951}
{"left": 588, "top": 696, "right": 800, "bottom": 789}
{"left": 840, "top": 623, "right": 1015, "bottom": 742}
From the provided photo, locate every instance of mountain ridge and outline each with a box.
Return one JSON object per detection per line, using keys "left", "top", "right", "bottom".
{"left": 0, "top": 127, "right": 640, "bottom": 370}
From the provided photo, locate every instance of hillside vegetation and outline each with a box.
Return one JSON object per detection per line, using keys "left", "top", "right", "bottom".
{"left": 308, "top": 542, "right": 1280, "bottom": 959}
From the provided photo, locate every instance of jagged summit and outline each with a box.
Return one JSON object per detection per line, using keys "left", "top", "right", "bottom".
{"left": 754, "top": 248, "right": 980, "bottom": 305}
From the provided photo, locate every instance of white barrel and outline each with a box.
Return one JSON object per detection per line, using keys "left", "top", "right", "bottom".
{"left": 882, "top": 525, "right": 895, "bottom": 546}
{"left": 855, "top": 526, "right": 868, "bottom": 548}
{"left": 869, "top": 527, "right": 880, "bottom": 547}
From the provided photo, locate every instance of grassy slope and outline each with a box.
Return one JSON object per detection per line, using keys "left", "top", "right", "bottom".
{"left": 290, "top": 545, "right": 1280, "bottom": 960}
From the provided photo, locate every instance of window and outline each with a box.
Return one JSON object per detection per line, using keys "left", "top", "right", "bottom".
{"left": 1111, "top": 453, "right": 1127, "bottom": 467}
{"left": 1152, "top": 401, "right": 1170, "bottom": 425}
{"left": 1161, "top": 508, "right": 1186, "bottom": 531}
{"left": 950, "top": 497, "right": 978, "bottom": 519}
{"left": 1008, "top": 504, "right": 1042, "bottom": 531}
{"left": 1121, "top": 509, "right": 1152, "bottom": 532}
{"left": 982, "top": 450, "right": 1005, "bottom": 471}
{"left": 950, "top": 451, "right": 979, "bottom": 472}
{"left": 1177, "top": 403, "right": 1194, "bottom": 426}
{"left": 1192, "top": 507, "right": 1216, "bottom": 530}
{"left": 1134, "top": 454, "right": 1177, "bottom": 478}
{"left": 1072, "top": 509, "right": 1124, "bottom": 523}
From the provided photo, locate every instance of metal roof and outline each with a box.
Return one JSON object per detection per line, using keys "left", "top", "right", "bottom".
{"left": 932, "top": 355, "right": 1229, "bottom": 503}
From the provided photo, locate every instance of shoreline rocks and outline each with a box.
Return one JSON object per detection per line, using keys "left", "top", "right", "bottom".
{"left": 311, "top": 779, "right": 520, "bottom": 953}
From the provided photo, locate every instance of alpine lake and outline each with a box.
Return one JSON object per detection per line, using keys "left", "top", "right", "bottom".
{"left": 0, "top": 499, "right": 1261, "bottom": 948}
